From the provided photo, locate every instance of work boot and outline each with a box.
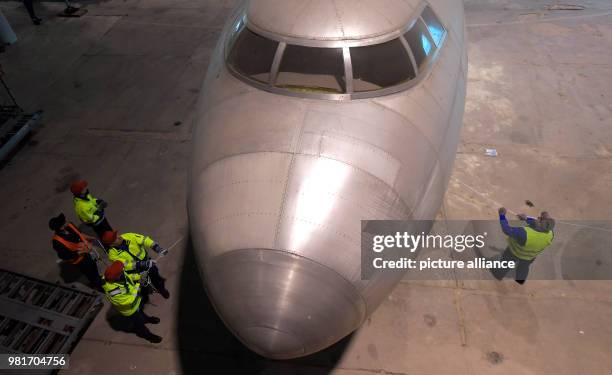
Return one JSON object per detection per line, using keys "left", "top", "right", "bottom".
{"left": 64, "top": 6, "right": 79, "bottom": 14}
{"left": 145, "top": 334, "right": 162, "bottom": 344}
{"left": 159, "top": 288, "right": 170, "bottom": 299}
{"left": 145, "top": 316, "right": 160, "bottom": 324}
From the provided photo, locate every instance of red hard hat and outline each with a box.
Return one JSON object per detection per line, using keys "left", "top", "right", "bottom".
{"left": 101, "top": 230, "right": 118, "bottom": 246}
{"left": 104, "top": 261, "right": 124, "bottom": 281}
{"left": 70, "top": 180, "right": 88, "bottom": 195}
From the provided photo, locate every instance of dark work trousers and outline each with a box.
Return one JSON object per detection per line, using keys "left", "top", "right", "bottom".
{"left": 77, "top": 255, "right": 103, "bottom": 292}
{"left": 139, "top": 280, "right": 152, "bottom": 306}
{"left": 129, "top": 308, "right": 158, "bottom": 340}
{"left": 23, "top": 0, "right": 37, "bottom": 19}
{"left": 491, "top": 247, "right": 535, "bottom": 284}
{"left": 147, "top": 264, "right": 167, "bottom": 294}
{"left": 91, "top": 216, "right": 113, "bottom": 238}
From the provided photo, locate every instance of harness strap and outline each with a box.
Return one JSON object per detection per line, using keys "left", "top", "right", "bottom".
{"left": 67, "top": 222, "right": 89, "bottom": 244}
{"left": 52, "top": 223, "right": 91, "bottom": 264}
{"left": 52, "top": 235, "right": 82, "bottom": 252}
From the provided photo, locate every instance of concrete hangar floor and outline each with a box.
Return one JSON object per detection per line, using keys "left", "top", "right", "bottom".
{"left": 0, "top": 0, "right": 611, "bottom": 374}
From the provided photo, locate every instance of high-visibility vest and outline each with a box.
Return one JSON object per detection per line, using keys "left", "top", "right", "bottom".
{"left": 52, "top": 223, "right": 90, "bottom": 265}
{"left": 107, "top": 233, "right": 155, "bottom": 272}
{"left": 102, "top": 272, "right": 141, "bottom": 316}
{"left": 73, "top": 194, "right": 101, "bottom": 224}
{"left": 508, "top": 227, "right": 554, "bottom": 261}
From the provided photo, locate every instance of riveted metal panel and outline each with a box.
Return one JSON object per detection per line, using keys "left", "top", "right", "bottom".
{"left": 189, "top": 152, "right": 292, "bottom": 260}
{"left": 247, "top": 0, "right": 421, "bottom": 42}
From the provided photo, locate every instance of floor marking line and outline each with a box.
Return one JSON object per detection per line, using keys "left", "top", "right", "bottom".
{"left": 453, "top": 289, "right": 468, "bottom": 347}
{"left": 467, "top": 10, "right": 612, "bottom": 28}
{"left": 451, "top": 177, "right": 612, "bottom": 233}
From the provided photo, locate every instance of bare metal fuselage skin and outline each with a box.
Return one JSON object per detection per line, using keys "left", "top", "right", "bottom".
{"left": 189, "top": 0, "right": 467, "bottom": 359}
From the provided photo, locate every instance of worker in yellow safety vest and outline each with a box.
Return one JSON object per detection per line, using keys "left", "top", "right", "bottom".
{"left": 70, "top": 180, "right": 113, "bottom": 237}
{"left": 101, "top": 230, "right": 170, "bottom": 299}
{"left": 103, "top": 261, "right": 162, "bottom": 343}
{"left": 492, "top": 207, "right": 555, "bottom": 284}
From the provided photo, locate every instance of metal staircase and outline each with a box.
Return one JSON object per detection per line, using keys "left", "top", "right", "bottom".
{"left": 0, "top": 269, "right": 102, "bottom": 355}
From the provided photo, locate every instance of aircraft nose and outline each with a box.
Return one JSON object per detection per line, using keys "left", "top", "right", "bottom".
{"left": 240, "top": 326, "right": 304, "bottom": 358}
{"left": 203, "top": 248, "right": 366, "bottom": 359}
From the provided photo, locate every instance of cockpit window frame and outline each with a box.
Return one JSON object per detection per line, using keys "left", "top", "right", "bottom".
{"left": 224, "top": 2, "right": 447, "bottom": 101}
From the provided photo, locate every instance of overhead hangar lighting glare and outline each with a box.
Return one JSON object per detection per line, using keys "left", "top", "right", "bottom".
{"left": 290, "top": 158, "right": 349, "bottom": 251}
{"left": 422, "top": 34, "right": 432, "bottom": 55}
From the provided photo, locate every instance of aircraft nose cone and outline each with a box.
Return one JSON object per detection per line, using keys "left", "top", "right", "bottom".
{"left": 203, "top": 249, "right": 366, "bottom": 359}
{"left": 240, "top": 326, "right": 304, "bottom": 358}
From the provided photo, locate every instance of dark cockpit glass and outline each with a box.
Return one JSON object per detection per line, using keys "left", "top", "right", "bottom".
{"left": 276, "top": 45, "right": 346, "bottom": 94}
{"left": 421, "top": 6, "right": 445, "bottom": 47}
{"left": 226, "top": 6, "right": 446, "bottom": 98}
{"left": 227, "top": 28, "right": 278, "bottom": 84}
{"left": 404, "top": 18, "right": 435, "bottom": 70}
{"left": 350, "top": 38, "right": 416, "bottom": 92}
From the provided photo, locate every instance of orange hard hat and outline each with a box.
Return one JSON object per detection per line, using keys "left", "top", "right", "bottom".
{"left": 70, "top": 180, "right": 88, "bottom": 195}
{"left": 104, "top": 261, "right": 124, "bottom": 281}
{"left": 101, "top": 231, "right": 118, "bottom": 246}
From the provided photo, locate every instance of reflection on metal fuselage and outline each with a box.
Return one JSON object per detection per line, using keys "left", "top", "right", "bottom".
{"left": 188, "top": 0, "right": 467, "bottom": 359}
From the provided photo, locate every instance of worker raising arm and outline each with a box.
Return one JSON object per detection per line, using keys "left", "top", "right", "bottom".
{"left": 492, "top": 207, "right": 555, "bottom": 284}
{"left": 101, "top": 230, "right": 170, "bottom": 299}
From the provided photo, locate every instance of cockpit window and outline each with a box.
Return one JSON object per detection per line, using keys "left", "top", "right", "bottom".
{"left": 227, "top": 28, "right": 278, "bottom": 84}
{"left": 421, "top": 6, "right": 445, "bottom": 47}
{"left": 276, "top": 46, "right": 346, "bottom": 94}
{"left": 350, "top": 38, "right": 416, "bottom": 92}
{"left": 404, "top": 18, "right": 435, "bottom": 69}
{"left": 226, "top": 6, "right": 447, "bottom": 99}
